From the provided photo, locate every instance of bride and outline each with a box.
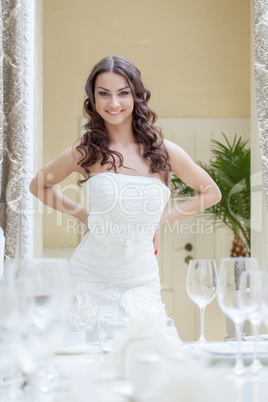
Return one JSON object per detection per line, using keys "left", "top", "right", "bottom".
{"left": 30, "top": 55, "right": 221, "bottom": 340}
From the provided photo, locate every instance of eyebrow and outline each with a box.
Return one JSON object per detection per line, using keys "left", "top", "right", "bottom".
{"left": 97, "top": 86, "right": 130, "bottom": 92}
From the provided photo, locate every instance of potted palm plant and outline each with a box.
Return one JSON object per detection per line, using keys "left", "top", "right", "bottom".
{"left": 171, "top": 133, "right": 250, "bottom": 257}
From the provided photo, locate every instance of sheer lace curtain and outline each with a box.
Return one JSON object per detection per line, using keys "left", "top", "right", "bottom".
{"left": 252, "top": 0, "right": 268, "bottom": 209}
{"left": 0, "top": 0, "right": 42, "bottom": 260}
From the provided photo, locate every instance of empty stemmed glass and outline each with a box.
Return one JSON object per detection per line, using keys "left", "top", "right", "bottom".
{"left": 186, "top": 259, "right": 218, "bottom": 344}
{"left": 0, "top": 278, "right": 38, "bottom": 400}
{"left": 3, "top": 258, "right": 72, "bottom": 398}
{"left": 261, "top": 270, "right": 268, "bottom": 332}
{"left": 239, "top": 270, "right": 268, "bottom": 375}
{"left": 24, "top": 259, "right": 72, "bottom": 390}
{"left": 25, "top": 259, "right": 71, "bottom": 330}
{"left": 217, "top": 257, "right": 259, "bottom": 375}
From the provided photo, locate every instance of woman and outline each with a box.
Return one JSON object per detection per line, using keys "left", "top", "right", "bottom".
{"left": 30, "top": 55, "right": 221, "bottom": 340}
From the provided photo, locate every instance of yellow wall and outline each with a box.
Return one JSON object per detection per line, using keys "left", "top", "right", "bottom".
{"left": 43, "top": 0, "right": 250, "bottom": 248}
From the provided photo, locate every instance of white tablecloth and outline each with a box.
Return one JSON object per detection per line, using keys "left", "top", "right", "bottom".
{"left": 51, "top": 341, "right": 268, "bottom": 402}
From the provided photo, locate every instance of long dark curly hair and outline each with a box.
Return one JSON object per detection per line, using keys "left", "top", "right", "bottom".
{"left": 76, "top": 55, "right": 171, "bottom": 185}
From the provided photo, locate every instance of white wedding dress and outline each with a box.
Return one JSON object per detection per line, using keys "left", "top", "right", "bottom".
{"left": 69, "top": 172, "right": 173, "bottom": 341}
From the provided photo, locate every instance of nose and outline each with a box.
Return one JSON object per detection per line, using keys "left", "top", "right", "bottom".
{"left": 109, "top": 95, "right": 120, "bottom": 109}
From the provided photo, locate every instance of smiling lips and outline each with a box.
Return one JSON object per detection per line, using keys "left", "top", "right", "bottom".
{"left": 106, "top": 110, "right": 123, "bottom": 116}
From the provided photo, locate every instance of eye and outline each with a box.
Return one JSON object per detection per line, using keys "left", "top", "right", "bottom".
{"left": 98, "top": 91, "right": 109, "bottom": 96}
{"left": 120, "top": 91, "right": 130, "bottom": 96}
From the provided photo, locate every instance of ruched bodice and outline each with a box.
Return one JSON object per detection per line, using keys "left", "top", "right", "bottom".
{"left": 69, "top": 173, "right": 171, "bottom": 340}
{"left": 87, "top": 172, "right": 170, "bottom": 259}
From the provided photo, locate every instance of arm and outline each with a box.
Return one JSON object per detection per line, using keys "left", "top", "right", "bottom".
{"left": 153, "top": 139, "right": 221, "bottom": 252}
{"left": 160, "top": 138, "right": 222, "bottom": 228}
{"left": 29, "top": 145, "right": 89, "bottom": 230}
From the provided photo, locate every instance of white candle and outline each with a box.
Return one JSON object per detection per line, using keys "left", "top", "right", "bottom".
{"left": 0, "top": 227, "right": 5, "bottom": 279}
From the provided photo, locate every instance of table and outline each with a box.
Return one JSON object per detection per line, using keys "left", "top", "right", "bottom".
{"left": 2, "top": 340, "right": 268, "bottom": 402}
{"left": 51, "top": 340, "right": 268, "bottom": 402}
{"left": 53, "top": 350, "right": 130, "bottom": 402}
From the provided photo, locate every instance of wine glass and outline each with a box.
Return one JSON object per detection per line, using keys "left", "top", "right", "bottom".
{"left": 24, "top": 259, "right": 72, "bottom": 390}
{"left": 0, "top": 259, "right": 72, "bottom": 399}
{"left": 261, "top": 271, "right": 268, "bottom": 332}
{"left": 186, "top": 259, "right": 217, "bottom": 344}
{"left": 217, "top": 257, "right": 259, "bottom": 375}
{"left": 0, "top": 278, "right": 38, "bottom": 400}
{"left": 239, "top": 270, "right": 268, "bottom": 375}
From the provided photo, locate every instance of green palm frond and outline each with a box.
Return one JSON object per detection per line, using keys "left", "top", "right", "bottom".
{"left": 171, "top": 133, "right": 250, "bottom": 255}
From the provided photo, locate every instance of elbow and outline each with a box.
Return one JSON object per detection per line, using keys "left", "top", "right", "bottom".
{"left": 214, "top": 186, "right": 222, "bottom": 204}
{"left": 29, "top": 176, "right": 51, "bottom": 198}
{"left": 203, "top": 185, "right": 221, "bottom": 207}
{"left": 29, "top": 177, "right": 38, "bottom": 197}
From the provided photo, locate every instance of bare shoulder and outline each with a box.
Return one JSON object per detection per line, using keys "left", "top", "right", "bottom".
{"left": 43, "top": 141, "right": 86, "bottom": 178}
{"left": 52, "top": 142, "right": 84, "bottom": 170}
{"left": 162, "top": 138, "right": 190, "bottom": 162}
{"left": 30, "top": 142, "right": 87, "bottom": 189}
{"left": 70, "top": 141, "right": 87, "bottom": 175}
{"left": 162, "top": 138, "right": 217, "bottom": 189}
{"left": 162, "top": 138, "right": 184, "bottom": 153}
{"left": 155, "top": 138, "right": 190, "bottom": 170}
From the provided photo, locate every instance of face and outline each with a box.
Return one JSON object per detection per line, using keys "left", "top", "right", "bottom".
{"left": 94, "top": 72, "right": 134, "bottom": 128}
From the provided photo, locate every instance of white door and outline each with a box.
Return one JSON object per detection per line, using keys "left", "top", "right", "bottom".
{"left": 157, "top": 118, "right": 250, "bottom": 341}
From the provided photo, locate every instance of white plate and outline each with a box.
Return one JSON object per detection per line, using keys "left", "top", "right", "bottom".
{"left": 61, "top": 330, "right": 86, "bottom": 348}
{"left": 56, "top": 342, "right": 101, "bottom": 355}
{"left": 182, "top": 341, "right": 268, "bottom": 359}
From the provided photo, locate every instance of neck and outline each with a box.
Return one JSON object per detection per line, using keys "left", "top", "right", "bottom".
{"left": 106, "top": 120, "right": 136, "bottom": 147}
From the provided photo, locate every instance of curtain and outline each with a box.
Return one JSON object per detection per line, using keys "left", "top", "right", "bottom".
{"left": 252, "top": 0, "right": 268, "bottom": 208}
{"left": 0, "top": 0, "right": 24, "bottom": 259}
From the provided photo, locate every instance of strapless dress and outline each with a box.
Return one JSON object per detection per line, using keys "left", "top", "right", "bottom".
{"left": 68, "top": 172, "right": 173, "bottom": 341}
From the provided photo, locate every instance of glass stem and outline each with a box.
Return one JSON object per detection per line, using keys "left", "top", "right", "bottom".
{"left": 198, "top": 306, "right": 206, "bottom": 343}
{"left": 234, "top": 321, "right": 245, "bottom": 375}
{"left": 251, "top": 322, "right": 262, "bottom": 373}
{"left": 9, "top": 365, "right": 24, "bottom": 400}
